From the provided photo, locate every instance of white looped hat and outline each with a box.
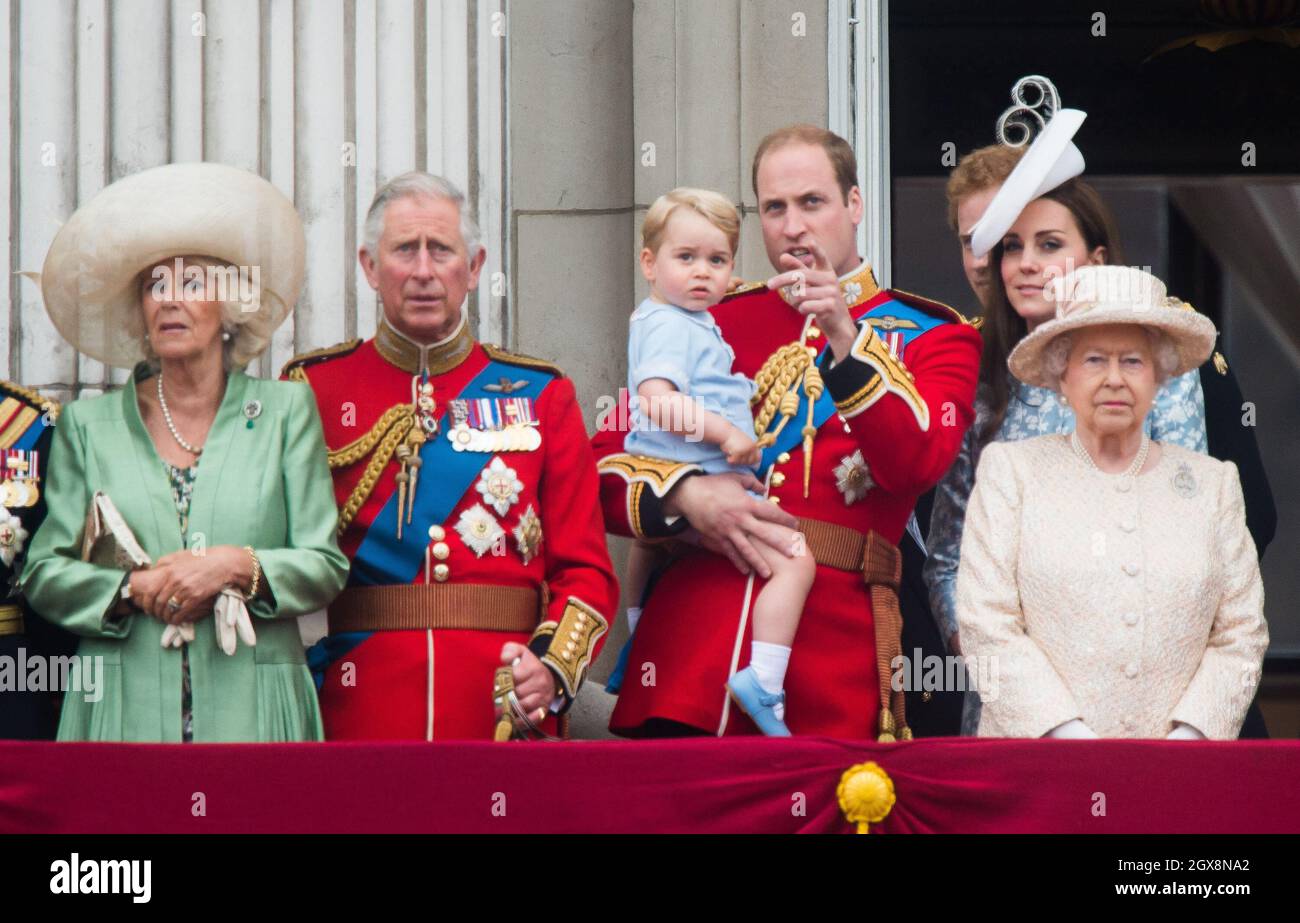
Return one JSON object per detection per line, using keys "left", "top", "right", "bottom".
{"left": 35, "top": 162, "right": 305, "bottom": 369}
{"left": 969, "top": 108, "right": 1087, "bottom": 259}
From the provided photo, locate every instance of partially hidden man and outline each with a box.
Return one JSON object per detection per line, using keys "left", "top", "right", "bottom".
{"left": 594, "top": 125, "right": 982, "bottom": 740}
{"left": 286, "top": 172, "right": 617, "bottom": 740}
{"left": 0, "top": 381, "right": 74, "bottom": 738}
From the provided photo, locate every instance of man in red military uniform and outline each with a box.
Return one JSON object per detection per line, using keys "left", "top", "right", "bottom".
{"left": 595, "top": 125, "right": 981, "bottom": 740}
{"left": 286, "top": 172, "right": 617, "bottom": 740}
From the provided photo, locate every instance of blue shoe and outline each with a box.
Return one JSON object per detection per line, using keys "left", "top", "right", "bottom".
{"left": 726, "top": 666, "right": 791, "bottom": 737}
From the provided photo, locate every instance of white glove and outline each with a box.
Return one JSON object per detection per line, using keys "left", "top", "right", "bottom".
{"left": 213, "top": 588, "right": 257, "bottom": 656}
{"left": 159, "top": 623, "right": 195, "bottom": 649}
{"left": 1166, "top": 722, "right": 1206, "bottom": 741}
{"left": 1045, "top": 718, "right": 1100, "bottom": 740}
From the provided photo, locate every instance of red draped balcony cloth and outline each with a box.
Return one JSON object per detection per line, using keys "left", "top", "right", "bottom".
{"left": 2, "top": 738, "right": 1297, "bottom": 833}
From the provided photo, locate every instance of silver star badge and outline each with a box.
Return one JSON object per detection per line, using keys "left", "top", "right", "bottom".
{"left": 454, "top": 503, "right": 505, "bottom": 558}
{"left": 833, "top": 450, "right": 873, "bottom": 505}
{"left": 476, "top": 457, "right": 524, "bottom": 516}
{"left": 0, "top": 507, "right": 28, "bottom": 567}
{"left": 513, "top": 504, "right": 544, "bottom": 565}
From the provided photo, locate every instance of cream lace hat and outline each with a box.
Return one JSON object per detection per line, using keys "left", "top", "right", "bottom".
{"left": 35, "top": 162, "right": 305, "bottom": 368}
{"left": 1007, "top": 265, "right": 1217, "bottom": 389}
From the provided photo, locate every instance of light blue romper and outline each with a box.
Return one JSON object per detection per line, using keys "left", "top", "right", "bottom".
{"left": 623, "top": 298, "right": 757, "bottom": 475}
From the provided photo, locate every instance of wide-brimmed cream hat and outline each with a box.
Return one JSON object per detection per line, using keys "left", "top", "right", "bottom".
{"left": 1007, "top": 265, "right": 1217, "bottom": 389}
{"left": 36, "top": 162, "right": 305, "bottom": 368}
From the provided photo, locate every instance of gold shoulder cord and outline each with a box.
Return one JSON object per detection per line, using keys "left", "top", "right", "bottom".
{"left": 330, "top": 405, "right": 417, "bottom": 536}
{"left": 750, "top": 327, "right": 823, "bottom": 497}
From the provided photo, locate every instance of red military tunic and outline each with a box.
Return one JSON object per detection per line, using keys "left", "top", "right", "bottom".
{"left": 594, "top": 264, "right": 980, "bottom": 739}
{"left": 286, "top": 315, "right": 617, "bottom": 740}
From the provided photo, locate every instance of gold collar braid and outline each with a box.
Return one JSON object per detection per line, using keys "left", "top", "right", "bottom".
{"left": 374, "top": 311, "right": 474, "bottom": 375}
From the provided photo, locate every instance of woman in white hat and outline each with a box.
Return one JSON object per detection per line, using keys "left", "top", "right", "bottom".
{"left": 954, "top": 265, "right": 1267, "bottom": 739}
{"left": 924, "top": 99, "right": 1208, "bottom": 735}
{"left": 21, "top": 162, "right": 349, "bottom": 742}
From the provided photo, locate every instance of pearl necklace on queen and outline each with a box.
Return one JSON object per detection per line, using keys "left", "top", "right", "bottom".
{"left": 1070, "top": 430, "right": 1150, "bottom": 478}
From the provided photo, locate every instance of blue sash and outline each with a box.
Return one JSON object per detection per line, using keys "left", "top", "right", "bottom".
{"left": 13, "top": 416, "right": 49, "bottom": 451}
{"left": 349, "top": 360, "right": 556, "bottom": 587}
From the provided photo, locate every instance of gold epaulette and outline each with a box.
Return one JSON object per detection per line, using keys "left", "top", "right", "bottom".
{"left": 888, "top": 288, "right": 979, "bottom": 328}
{"left": 482, "top": 343, "right": 565, "bottom": 378}
{"left": 720, "top": 280, "right": 768, "bottom": 302}
{"left": 0, "top": 380, "right": 61, "bottom": 423}
{"left": 279, "top": 338, "right": 364, "bottom": 381}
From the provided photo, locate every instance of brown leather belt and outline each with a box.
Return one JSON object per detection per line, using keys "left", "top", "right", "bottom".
{"left": 0, "top": 604, "right": 22, "bottom": 638}
{"left": 796, "top": 517, "right": 909, "bottom": 742}
{"left": 327, "top": 584, "right": 541, "bottom": 634}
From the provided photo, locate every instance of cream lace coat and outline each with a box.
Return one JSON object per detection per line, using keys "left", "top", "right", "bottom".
{"left": 955, "top": 435, "right": 1267, "bottom": 740}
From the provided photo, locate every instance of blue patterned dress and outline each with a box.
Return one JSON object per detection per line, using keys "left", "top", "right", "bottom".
{"left": 923, "top": 371, "right": 1208, "bottom": 734}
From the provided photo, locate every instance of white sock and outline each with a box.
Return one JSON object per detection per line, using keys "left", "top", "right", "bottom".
{"left": 749, "top": 641, "right": 791, "bottom": 692}
{"left": 625, "top": 606, "right": 643, "bottom": 634}
{"left": 749, "top": 641, "right": 791, "bottom": 720}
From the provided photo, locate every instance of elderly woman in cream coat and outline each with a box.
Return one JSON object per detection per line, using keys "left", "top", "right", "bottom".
{"left": 21, "top": 163, "right": 348, "bottom": 742}
{"left": 955, "top": 266, "right": 1267, "bottom": 740}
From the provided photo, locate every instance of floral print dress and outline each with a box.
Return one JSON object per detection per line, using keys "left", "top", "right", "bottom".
{"left": 164, "top": 461, "right": 199, "bottom": 743}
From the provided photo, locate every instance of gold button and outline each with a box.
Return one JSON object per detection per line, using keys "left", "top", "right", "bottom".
{"left": 432, "top": 542, "right": 450, "bottom": 560}
{"left": 429, "top": 525, "right": 446, "bottom": 541}
{"left": 777, "top": 452, "right": 791, "bottom": 465}
{"left": 562, "top": 651, "right": 572, "bottom": 661}
{"left": 807, "top": 326, "right": 821, "bottom": 339}
{"left": 771, "top": 472, "right": 786, "bottom": 487}
{"left": 569, "top": 630, "right": 580, "bottom": 640}
{"left": 576, "top": 612, "right": 586, "bottom": 622}
{"left": 768, "top": 496, "right": 781, "bottom": 505}
{"left": 433, "top": 563, "right": 450, "bottom": 582}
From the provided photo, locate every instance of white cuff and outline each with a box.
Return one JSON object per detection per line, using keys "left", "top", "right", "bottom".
{"left": 1166, "top": 721, "right": 1207, "bottom": 741}
{"left": 1045, "top": 718, "right": 1099, "bottom": 740}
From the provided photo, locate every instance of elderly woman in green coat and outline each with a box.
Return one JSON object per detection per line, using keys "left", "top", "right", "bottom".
{"left": 21, "top": 162, "right": 348, "bottom": 742}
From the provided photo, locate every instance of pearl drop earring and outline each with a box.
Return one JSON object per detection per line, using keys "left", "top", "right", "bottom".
{"left": 221, "top": 330, "right": 232, "bottom": 342}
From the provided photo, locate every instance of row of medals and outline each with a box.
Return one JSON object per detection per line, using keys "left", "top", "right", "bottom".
{"left": 1, "top": 477, "right": 38, "bottom": 508}
{"left": 393, "top": 377, "right": 542, "bottom": 540}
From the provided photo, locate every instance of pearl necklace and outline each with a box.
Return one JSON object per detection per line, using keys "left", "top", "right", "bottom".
{"left": 1070, "top": 431, "right": 1150, "bottom": 478}
{"left": 157, "top": 373, "right": 204, "bottom": 456}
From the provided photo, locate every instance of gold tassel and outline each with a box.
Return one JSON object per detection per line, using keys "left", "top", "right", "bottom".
{"left": 877, "top": 707, "right": 897, "bottom": 744}
{"left": 405, "top": 428, "right": 427, "bottom": 525}
{"left": 801, "top": 363, "right": 824, "bottom": 498}
{"left": 394, "top": 444, "right": 412, "bottom": 540}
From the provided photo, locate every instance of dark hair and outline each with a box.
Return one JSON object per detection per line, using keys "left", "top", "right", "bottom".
{"left": 751, "top": 124, "right": 858, "bottom": 205}
{"left": 977, "top": 178, "right": 1124, "bottom": 444}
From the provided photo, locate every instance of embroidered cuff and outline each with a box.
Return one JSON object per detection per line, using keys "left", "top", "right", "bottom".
{"left": 597, "top": 453, "right": 702, "bottom": 539}
{"left": 529, "top": 596, "right": 609, "bottom": 710}
{"left": 820, "top": 322, "right": 929, "bottom": 429}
